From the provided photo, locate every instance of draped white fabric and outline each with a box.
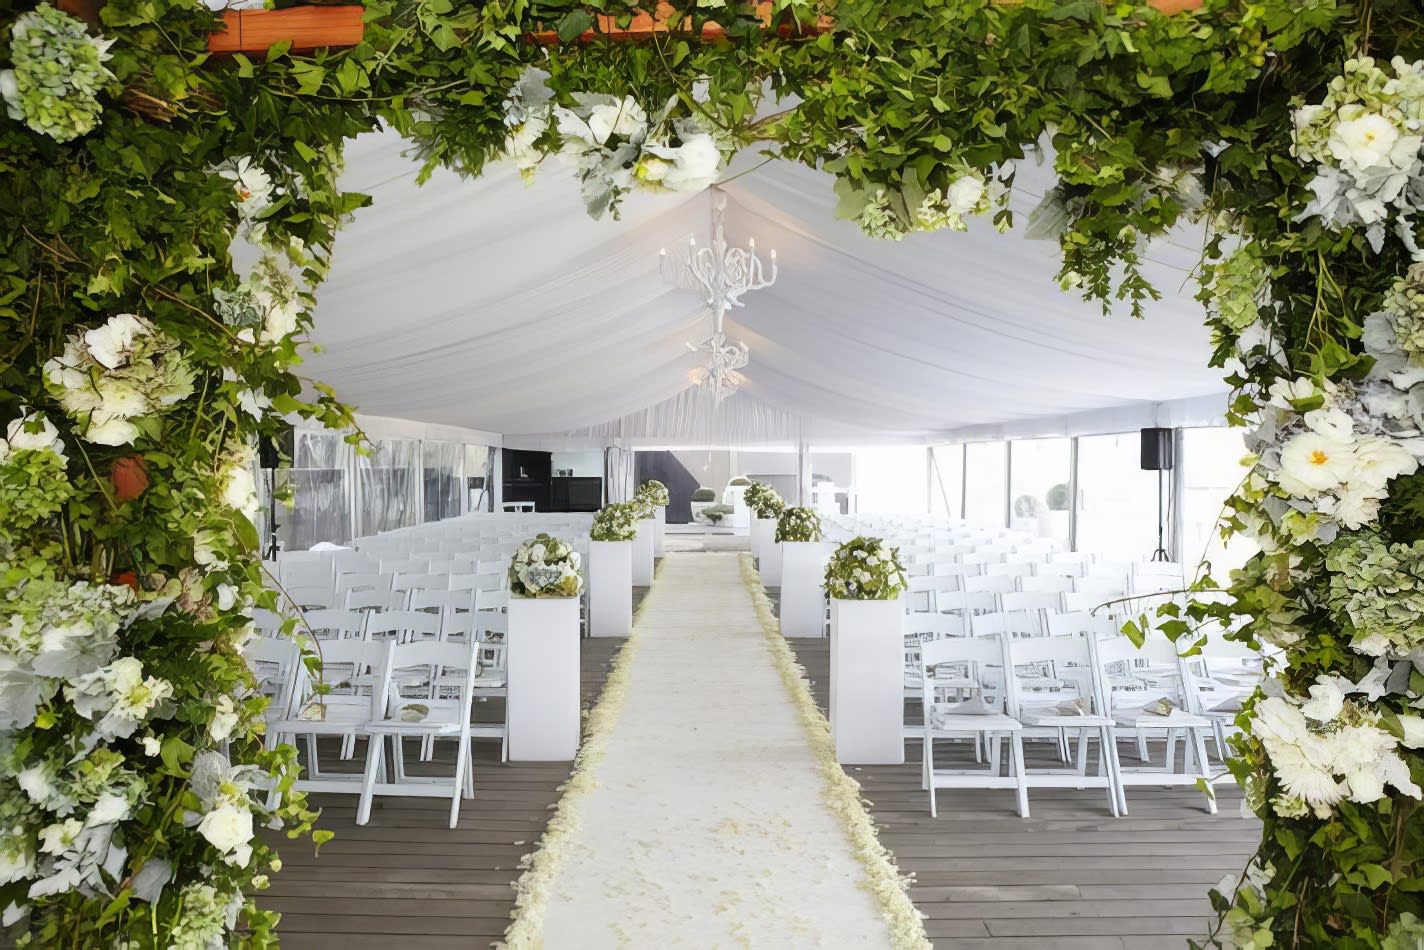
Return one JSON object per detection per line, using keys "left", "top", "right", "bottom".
{"left": 305, "top": 131, "right": 1227, "bottom": 444}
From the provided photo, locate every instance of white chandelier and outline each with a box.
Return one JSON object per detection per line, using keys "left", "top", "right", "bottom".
{"left": 660, "top": 188, "right": 777, "bottom": 404}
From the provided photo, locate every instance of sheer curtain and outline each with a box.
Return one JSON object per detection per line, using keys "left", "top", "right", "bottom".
{"left": 604, "top": 446, "right": 636, "bottom": 503}
{"left": 358, "top": 438, "right": 420, "bottom": 535}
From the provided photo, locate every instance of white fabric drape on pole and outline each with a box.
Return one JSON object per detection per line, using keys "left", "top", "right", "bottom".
{"left": 604, "top": 446, "right": 636, "bottom": 503}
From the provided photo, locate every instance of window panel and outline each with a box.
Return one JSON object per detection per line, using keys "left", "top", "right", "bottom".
{"left": 930, "top": 444, "right": 964, "bottom": 519}
{"left": 1181, "top": 426, "right": 1257, "bottom": 576}
{"left": 1074, "top": 431, "right": 1161, "bottom": 560}
{"left": 1008, "top": 438, "right": 1071, "bottom": 545}
{"left": 963, "top": 442, "right": 1008, "bottom": 527}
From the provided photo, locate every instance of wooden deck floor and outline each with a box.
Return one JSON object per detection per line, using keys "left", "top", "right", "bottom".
{"left": 260, "top": 637, "right": 628, "bottom": 949}
{"left": 786, "top": 637, "right": 1260, "bottom": 950}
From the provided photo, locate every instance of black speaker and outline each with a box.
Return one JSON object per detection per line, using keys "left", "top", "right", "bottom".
{"left": 258, "top": 426, "right": 291, "bottom": 469}
{"left": 1140, "top": 427, "right": 1174, "bottom": 471}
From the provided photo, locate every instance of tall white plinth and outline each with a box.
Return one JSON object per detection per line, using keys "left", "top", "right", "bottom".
{"left": 632, "top": 519, "right": 655, "bottom": 586}
{"left": 830, "top": 598, "right": 906, "bottom": 765}
{"left": 780, "top": 541, "right": 830, "bottom": 638}
{"left": 588, "top": 540, "right": 632, "bottom": 637}
{"left": 752, "top": 517, "right": 773, "bottom": 565}
{"left": 507, "top": 597, "right": 581, "bottom": 761}
{"left": 762, "top": 538, "right": 783, "bottom": 587}
{"left": 653, "top": 506, "right": 666, "bottom": 557}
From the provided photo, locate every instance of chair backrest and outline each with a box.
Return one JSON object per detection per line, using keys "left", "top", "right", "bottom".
{"left": 1047, "top": 611, "right": 1121, "bottom": 640}
{"left": 282, "top": 584, "right": 334, "bottom": 611}
{"left": 303, "top": 638, "right": 394, "bottom": 713}
{"left": 249, "top": 607, "right": 286, "bottom": 637}
{"left": 391, "top": 571, "right": 448, "bottom": 594}
{"left": 244, "top": 636, "right": 303, "bottom": 719}
{"left": 963, "top": 574, "right": 1015, "bottom": 595}
{"left": 379, "top": 557, "right": 427, "bottom": 574}
{"left": 362, "top": 609, "right": 444, "bottom": 643}
{"left": 1091, "top": 634, "right": 1198, "bottom": 714}
{"left": 476, "top": 559, "right": 507, "bottom": 577}
{"left": 903, "top": 611, "right": 967, "bottom": 642}
{"left": 1017, "top": 574, "right": 1074, "bottom": 594}
{"left": 344, "top": 587, "right": 398, "bottom": 611}
{"left": 299, "top": 608, "right": 367, "bottom": 640}
{"left": 999, "top": 591, "right": 1063, "bottom": 614}
{"left": 330, "top": 549, "right": 378, "bottom": 575}
{"left": 1003, "top": 631, "right": 1101, "bottom": 719}
{"left": 335, "top": 572, "right": 393, "bottom": 598}
{"left": 1062, "top": 589, "right": 1126, "bottom": 615}
{"left": 449, "top": 571, "right": 503, "bottom": 593}
{"left": 969, "top": 611, "right": 1039, "bottom": 639}
{"left": 408, "top": 587, "right": 475, "bottom": 614}
{"left": 920, "top": 633, "right": 1010, "bottom": 707}
{"left": 278, "top": 551, "right": 333, "bottom": 589}
{"left": 985, "top": 560, "right": 1038, "bottom": 578}
{"left": 937, "top": 590, "right": 999, "bottom": 616}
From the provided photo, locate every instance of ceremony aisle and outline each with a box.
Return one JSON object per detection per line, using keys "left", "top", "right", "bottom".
{"left": 511, "top": 552, "right": 900, "bottom": 948}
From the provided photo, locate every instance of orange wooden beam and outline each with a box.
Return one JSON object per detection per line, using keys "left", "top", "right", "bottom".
{"left": 207, "top": 6, "right": 364, "bottom": 55}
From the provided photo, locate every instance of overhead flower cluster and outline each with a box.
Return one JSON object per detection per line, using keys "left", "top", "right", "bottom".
{"left": 0, "top": 3, "right": 113, "bottom": 143}
{"left": 502, "top": 68, "right": 726, "bottom": 218}
{"left": 214, "top": 256, "right": 302, "bottom": 349}
{"left": 590, "top": 502, "right": 642, "bottom": 542}
{"left": 509, "top": 534, "right": 584, "bottom": 598}
{"left": 847, "top": 168, "right": 997, "bottom": 242}
{"left": 1292, "top": 56, "right": 1424, "bottom": 255}
{"left": 743, "top": 481, "right": 786, "bottom": 519}
{"left": 775, "top": 506, "right": 822, "bottom": 543}
{"left": 41, "top": 313, "right": 196, "bottom": 448}
{"left": 1322, "top": 530, "right": 1424, "bottom": 657}
{"left": 824, "top": 537, "right": 909, "bottom": 601}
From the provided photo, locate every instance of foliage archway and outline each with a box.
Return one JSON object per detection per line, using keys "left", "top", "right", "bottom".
{"left": 2, "top": 0, "right": 1424, "bottom": 946}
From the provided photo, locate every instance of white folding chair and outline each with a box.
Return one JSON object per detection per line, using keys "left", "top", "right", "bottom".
{"left": 921, "top": 634, "right": 1028, "bottom": 818}
{"left": 907, "top": 574, "right": 961, "bottom": 614}
{"left": 1004, "top": 632, "right": 1123, "bottom": 817}
{"left": 1093, "top": 635, "right": 1217, "bottom": 813}
{"left": 998, "top": 591, "right": 1063, "bottom": 637}
{"left": 298, "top": 608, "right": 367, "bottom": 641}
{"left": 1063, "top": 589, "right": 1127, "bottom": 615}
{"left": 281, "top": 584, "right": 335, "bottom": 611}
{"left": 335, "top": 571, "right": 394, "bottom": 603}
{"left": 278, "top": 551, "right": 333, "bottom": 590}
{"left": 357, "top": 640, "right": 480, "bottom": 828}
{"left": 363, "top": 610, "right": 444, "bottom": 644}
{"left": 244, "top": 636, "right": 303, "bottom": 749}
{"left": 963, "top": 574, "right": 1015, "bottom": 595}
{"left": 1017, "top": 574, "right": 1074, "bottom": 595}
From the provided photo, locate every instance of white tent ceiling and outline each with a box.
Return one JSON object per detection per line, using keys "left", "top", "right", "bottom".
{"left": 303, "top": 130, "right": 1227, "bottom": 445}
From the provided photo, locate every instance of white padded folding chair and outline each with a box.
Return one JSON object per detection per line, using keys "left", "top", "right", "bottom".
{"left": 357, "top": 640, "right": 480, "bottom": 828}
{"left": 921, "top": 635, "right": 1028, "bottom": 818}
{"left": 298, "top": 608, "right": 367, "bottom": 641}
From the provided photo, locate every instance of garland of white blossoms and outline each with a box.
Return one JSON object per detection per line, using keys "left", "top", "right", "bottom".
{"left": 590, "top": 502, "right": 641, "bottom": 542}
{"left": 823, "top": 537, "right": 909, "bottom": 601}
{"left": 508, "top": 534, "right": 584, "bottom": 598}
{"left": 503, "top": 67, "right": 728, "bottom": 218}
{"left": 775, "top": 506, "right": 821, "bottom": 543}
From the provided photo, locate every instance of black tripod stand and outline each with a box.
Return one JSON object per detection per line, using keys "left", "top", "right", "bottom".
{"left": 263, "top": 466, "right": 281, "bottom": 561}
{"left": 1150, "top": 466, "right": 1169, "bottom": 562}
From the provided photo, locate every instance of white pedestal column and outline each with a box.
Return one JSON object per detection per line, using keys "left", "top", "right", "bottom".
{"left": 780, "top": 541, "right": 830, "bottom": 638}
{"left": 632, "top": 518, "right": 655, "bottom": 586}
{"left": 653, "top": 505, "right": 666, "bottom": 557}
{"left": 762, "top": 538, "right": 782, "bottom": 588}
{"left": 751, "top": 516, "right": 772, "bottom": 565}
{"left": 829, "top": 598, "right": 906, "bottom": 765}
{"left": 506, "top": 597, "right": 582, "bottom": 761}
{"left": 588, "top": 540, "right": 632, "bottom": 637}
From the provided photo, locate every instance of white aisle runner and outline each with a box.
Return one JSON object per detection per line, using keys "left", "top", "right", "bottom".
{"left": 538, "top": 552, "right": 893, "bottom": 948}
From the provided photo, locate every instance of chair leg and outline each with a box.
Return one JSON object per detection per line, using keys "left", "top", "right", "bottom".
{"left": 1074, "top": 727, "right": 1090, "bottom": 785}
{"left": 1135, "top": 729, "right": 1148, "bottom": 761}
{"left": 1098, "top": 727, "right": 1120, "bottom": 818}
{"left": 925, "top": 736, "right": 937, "bottom": 818}
{"left": 356, "top": 734, "right": 384, "bottom": 826}
{"left": 449, "top": 743, "right": 467, "bottom": 829}
{"left": 393, "top": 735, "right": 408, "bottom": 784}
{"left": 1191, "top": 728, "right": 1217, "bottom": 815}
{"left": 1105, "top": 727, "right": 1128, "bottom": 816}
{"left": 1010, "top": 734, "right": 1030, "bottom": 818}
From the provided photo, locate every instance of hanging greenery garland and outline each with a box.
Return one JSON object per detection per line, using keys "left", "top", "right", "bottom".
{"left": 2, "top": 0, "right": 1423, "bottom": 945}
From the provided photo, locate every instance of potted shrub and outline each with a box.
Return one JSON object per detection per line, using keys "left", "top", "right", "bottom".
{"left": 506, "top": 534, "right": 584, "bottom": 760}
{"left": 587, "top": 503, "right": 638, "bottom": 637}
{"left": 824, "top": 537, "right": 910, "bottom": 764}
{"left": 775, "top": 507, "right": 827, "bottom": 637}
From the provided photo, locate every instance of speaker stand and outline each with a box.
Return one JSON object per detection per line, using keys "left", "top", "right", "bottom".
{"left": 1150, "top": 467, "right": 1169, "bottom": 562}
{"left": 263, "top": 468, "right": 281, "bottom": 562}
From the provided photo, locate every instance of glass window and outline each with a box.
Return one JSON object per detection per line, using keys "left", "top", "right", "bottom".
{"left": 1075, "top": 431, "right": 1161, "bottom": 560}
{"left": 276, "top": 430, "right": 353, "bottom": 551}
{"left": 1008, "top": 438, "right": 1072, "bottom": 545}
{"left": 465, "top": 444, "right": 494, "bottom": 513}
{"left": 357, "top": 438, "right": 419, "bottom": 536}
{"left": 809, "top": 449, "right": 853, "bottom": 515}
{"left": 422, "top": 440, "right": 464, "bottom": 523}
{"left": 930, "top": 444, "right": 964, "bottom": 519}
{"left": 1181, "top": 426, "right": 1257, "bottom": 577}
{"left": 963, "top": 442, "right": 1008, "bottom": 527}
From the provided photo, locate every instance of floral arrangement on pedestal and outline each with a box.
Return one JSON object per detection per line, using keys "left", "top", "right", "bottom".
{"left": 744, "top": 481, "right": 786, "bottom": 519}
{"left": 635, "top": 479, "right": 669, "bottom": 508}
{"left": 775, "top": 507, "right": 822, "bottom": 544}
{"left": 824, "top": 537, "right": 909, "bottom": 601}
{"left": 509, "top": 535, "right": 584, "bottom": 598}
{"left": 590, "top": 503, "right": 641, "bottom": 543}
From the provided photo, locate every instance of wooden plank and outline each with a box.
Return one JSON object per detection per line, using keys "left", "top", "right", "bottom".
{"left": 208, "top": 7, "right": 365, "bottom": 55}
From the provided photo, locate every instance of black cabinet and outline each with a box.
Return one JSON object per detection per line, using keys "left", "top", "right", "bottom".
{"left": 550, "top": 477, "right": 603, "bottom": 512}
{"left": 501, "top": 449, "right": 602, "bottom": 512}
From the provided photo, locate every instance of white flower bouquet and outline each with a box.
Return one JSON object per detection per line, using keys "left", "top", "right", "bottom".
{"left": 824, "top": 537, "right": 909, "bottom": 601}
{"left": 509, "top": 533, "right": 584, "bottom": 598}
{"left": 775, "top": 506, "right": 822, "bottom": 543}
{"left": 590, "top": 502, "right": 640, "bottom": 542}
{"left": 743, "top": 480, "right": 785, "bottom": 519}
{"left": 1291, "top": 56, "right": 1424, "bottom": 254}
{"left": 635, "top": 479, "right": 669, "bottom": 507}
{"left": 41, "top": 313, "right": 196, "bottom": 447}
{"left": 0, "top": 3, "right": 114, "bottom": 143}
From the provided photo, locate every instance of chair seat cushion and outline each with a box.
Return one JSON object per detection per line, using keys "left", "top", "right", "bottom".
{"left": 1114, "top": 706, "right": 1212, "bottom": 728}
{"left": 927, "top": 706, "right": 1021, "bottom": 732}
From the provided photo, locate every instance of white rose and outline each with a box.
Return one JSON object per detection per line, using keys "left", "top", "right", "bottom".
{"left": 83, "top": 416, "right": 141, "bottom": 447}
{"left": 87, "top": 793, "right": 131, "bottom": 827}
{"left": 222, "top": 464, "right": 259, "bottom": 519}
{"left": 1275, "top": 431, "right": 1356, "bottom": 496}
{"left": 1352, "top": 435, "right": 1418, "bottom": 491}
{"left": 659, "top": 134, "right": 721, "bottom": 192}
{"left": 1329, "top": 112, "right": 1403, "bottom": 170}
{"left": 587, "top": 97, "right": 647, "bottom": 143}
{"left": 946, "top": 175, "right": 985, "bottom": 214}
{"left": 198, "top": 804, "right": 254, "bottom": 857}
{"left": 1303, "top": 407, "right": 1354, "bottom": 441}
{"left": 1300, "top": 680, "right": 1344, "bottom": 722}
{"left": 83, "top": 313, "right": 147, "bottom": 370}
{"left": 208, "top": 695, "right": 240, "bottom": 742}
